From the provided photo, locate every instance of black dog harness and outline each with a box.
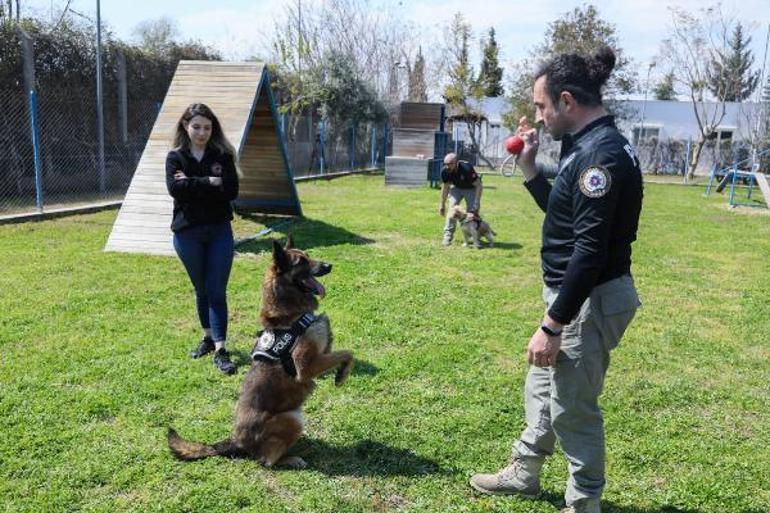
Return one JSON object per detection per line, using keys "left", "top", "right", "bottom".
{"left": 251, "top": 313, "right": 317, "bottom": 377}
{"left": 461, "top": 215, "right": 484, "bottom": 229}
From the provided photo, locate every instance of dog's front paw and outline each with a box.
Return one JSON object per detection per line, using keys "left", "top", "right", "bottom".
{"left": 335, "top": 358, "right": 354, "bottom": 386}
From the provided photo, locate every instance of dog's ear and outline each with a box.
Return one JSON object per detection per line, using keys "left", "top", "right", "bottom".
{"left": 284, "top": 234, "right": 295, "bottom": 250}
{"left": 272, "top": 240, "right": 291, "bottom": 274}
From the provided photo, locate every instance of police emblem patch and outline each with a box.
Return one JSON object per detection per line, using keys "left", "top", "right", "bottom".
{"left": 257, "top": 331, "right": 275, "bottom": 351}
{"left": 578, "top": 166, "right": 611, "bottom": 198}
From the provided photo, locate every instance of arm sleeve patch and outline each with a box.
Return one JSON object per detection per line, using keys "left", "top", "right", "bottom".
{"left": 578, "top": 166, "right": 612, "bottom": 198}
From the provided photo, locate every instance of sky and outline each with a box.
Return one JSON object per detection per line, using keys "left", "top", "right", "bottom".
{"left": 23, "top": 0, "right": 770, "bottom": 90}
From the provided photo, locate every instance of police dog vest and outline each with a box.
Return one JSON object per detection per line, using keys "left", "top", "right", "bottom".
{"left": 251, "top": 313, "right": 317, "bottom": 376}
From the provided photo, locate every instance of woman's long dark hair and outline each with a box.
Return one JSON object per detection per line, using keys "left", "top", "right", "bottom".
{"left": 172, "top": 103, "right": 240, "bottom": 173}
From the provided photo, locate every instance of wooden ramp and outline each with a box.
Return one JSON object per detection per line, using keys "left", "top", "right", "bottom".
{"left": 753, "top": 173, "right": 770, "bottom": 207}
{"left": 105, "top": 61, "right": 301, "bottom": 256}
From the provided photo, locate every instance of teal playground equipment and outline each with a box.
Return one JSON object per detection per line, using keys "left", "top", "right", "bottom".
{"left": 705, "top": 148, "right": 770, "bottom": 208}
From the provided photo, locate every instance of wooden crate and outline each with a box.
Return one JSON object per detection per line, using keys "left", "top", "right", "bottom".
{"left": 399, "top": 102, "right": 444, "bottom": 130}
{"left": 392, "top": 128, "right": 435, "bottom": 158}
{"left": 385, "top": 156, "right": 429, "bottom": 187}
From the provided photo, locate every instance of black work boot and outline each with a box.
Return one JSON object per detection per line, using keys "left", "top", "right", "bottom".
{"left": 190, "top": 336, "right": 215, "bottom": 359}
{"left": 213, "top": 348, "right": 236, "bottom": 375}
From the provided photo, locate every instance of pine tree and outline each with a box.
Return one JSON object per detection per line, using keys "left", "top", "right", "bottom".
{"left": 707, "top": 22, "right": 760, "bottom": 101}
{"left": 443, "top": 13, "right": 475, "bottom": 107}
{"left": 653, "top": 72, "right": 677, "bottom": 100}
{"left": 477, "top": 27, "right": 504, "bottom": 97}
{"left": 408, "top": 47, "right": 428, "bottom": 102}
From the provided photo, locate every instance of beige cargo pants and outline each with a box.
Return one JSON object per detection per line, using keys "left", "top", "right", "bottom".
{"left": 512, "top": 274, "right": 640, "bottom": 505}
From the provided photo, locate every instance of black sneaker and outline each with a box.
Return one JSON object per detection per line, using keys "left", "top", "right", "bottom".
{"left": 213, "top": 348, "right": 236, "bottom": 375}
{"left": 190, "top": 336, "right": 215, "bottom": 359}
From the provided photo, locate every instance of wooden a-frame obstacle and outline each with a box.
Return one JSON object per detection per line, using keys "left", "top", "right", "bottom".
{"left": 105, "top": 61, "right": 301, "bottom": 256}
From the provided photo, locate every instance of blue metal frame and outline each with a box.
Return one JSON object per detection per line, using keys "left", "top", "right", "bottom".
{"left": 28, "top": 90, "right": 44, "bottom": 212}
{"left": 707, "top": 147, "right": 770, "bottom": 208}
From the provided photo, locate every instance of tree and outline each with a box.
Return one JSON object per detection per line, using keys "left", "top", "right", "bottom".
{"left": 132, "top": 17, "right": 178, "bottom": 55}
{"left": 408, "top": 47, "right": 427, "bottom": 102}
{"left": 442, "top": 13, "right": 494, "bottom": 167}
{"left": 503, "top": 4, "right": 636, "bottom": 129}
{"left": 659, "top": 4, "right": 734, "bottom": 178}
{"left": 707, "top": 22, "right": 760, "bottom": 101}
{"left": 443, "top": 13, "right": 475, "bottom": 107}
{"left": 320, "top": 51, "right": 387, "bottom": 125}
{"left": 763, "top": 74, "right": 770, "bottom": 102}
{"left": 477, "top": 27, "right": 503, "bottom": 97}
{"left": 0, "top": 0, "right": 20, "bottom": 22}
{"left": 653, "top": 72, "right": 677, "bottom": 100}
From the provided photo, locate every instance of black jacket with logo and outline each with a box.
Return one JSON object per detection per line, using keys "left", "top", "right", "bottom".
{"left": 524, "top": 116, "right": 643, "bottom": 324}
{"left": 165, "top": 147, "right": 239, "bottom": 232}
{"left": 441, "top": 160, "right": 480, "bottom": 189}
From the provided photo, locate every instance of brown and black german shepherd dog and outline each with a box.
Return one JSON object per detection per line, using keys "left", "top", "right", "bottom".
{"left": 167, "top": 236, "right": 354, "bottom": 469}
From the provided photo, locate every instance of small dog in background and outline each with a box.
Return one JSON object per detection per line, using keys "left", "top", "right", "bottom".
{"left": 451, "top": 206, "right": 496, "bottom": 249}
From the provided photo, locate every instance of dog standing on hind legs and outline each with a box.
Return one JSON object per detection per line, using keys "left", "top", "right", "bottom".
{"left": 168, "top": 236, "right": 354, "bottom": 469}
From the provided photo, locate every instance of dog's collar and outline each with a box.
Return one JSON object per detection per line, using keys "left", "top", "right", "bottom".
{"left": 251, "top": 313, "right": 317, "bottom": 376}
{"left": 461, "top": 215, "right": 482, "bottom": 226}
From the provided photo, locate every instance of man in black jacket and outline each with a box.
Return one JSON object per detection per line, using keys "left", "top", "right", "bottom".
{"left": 438, "top": 153, "right": 483, "bottom": 246}
{"left": 470, "top": 47, "right": 642, "bottom": 513}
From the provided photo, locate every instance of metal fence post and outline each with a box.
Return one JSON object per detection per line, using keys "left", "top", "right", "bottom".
{"left": 382, "top": 123, "right": 388, "bottom": 164}
{"left": 28, "top": 90, "right": 44, "bottom": 212}
{"left": 117, "top": 50, "right": 128, "bottom": 143}
{"left": 370, "top": 123, "right": 376, "bottom": 168}
{"left": 96, "top": 0, "right": 106, "bottom": 193}
{"left": 319, "top": 119, "right": 326, "bottom": 175}
{"left": 349, "top": 122, "right": 356, "bottom": 170}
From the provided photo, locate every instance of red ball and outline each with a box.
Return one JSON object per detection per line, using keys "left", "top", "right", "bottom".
{"left": 505, "top": 135, "right": 524, "bottom": 155}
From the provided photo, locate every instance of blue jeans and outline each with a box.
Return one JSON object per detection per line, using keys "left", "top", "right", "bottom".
{"left": 173, "top": 222, "right": 234, "bottom": 342}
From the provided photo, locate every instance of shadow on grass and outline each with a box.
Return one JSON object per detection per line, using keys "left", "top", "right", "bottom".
{"left": 602, "top": 503, "right": 706, "bottom": 513}
{"left": 534, "top": 491, "right": 707, "bottom": 513}
{"left": 228, "top": 349, "right": 254, "bottom": 368}
{"left": 235, "top": 214, "right": 374, "bottom": 255}
{"left": 348, "top": 359, "right": 379, "bottom": 377}
{"left": 491, "top": 241, "right": 523, "bottom": 250}
{"left": 293, "top": 437, "right": 442, "bottom": 477}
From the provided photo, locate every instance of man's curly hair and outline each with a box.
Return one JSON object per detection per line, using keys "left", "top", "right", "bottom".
{"left": 535, "top": 46, "right": 616, "bottom": 107}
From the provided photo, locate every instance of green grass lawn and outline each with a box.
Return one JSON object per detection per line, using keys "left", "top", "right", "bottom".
{"left": 1, "top": 175, "right": 768, "bottom": 513}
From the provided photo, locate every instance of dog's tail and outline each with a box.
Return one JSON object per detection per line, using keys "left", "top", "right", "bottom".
{"left": 167, "top": 427, "right": 241, "bottom": 461}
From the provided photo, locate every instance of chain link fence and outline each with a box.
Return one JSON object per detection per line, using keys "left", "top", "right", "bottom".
{"left": 0, "top": 86, "right": 160, "bottom": 216}
{"left": 521, "top": 132, "right": 770, "bottom": 179}
{"left": 0, "top": 87, "right": 390, "bottom": 217}
{"left": 282, "top": 114, "right": 390, "bottom": 179}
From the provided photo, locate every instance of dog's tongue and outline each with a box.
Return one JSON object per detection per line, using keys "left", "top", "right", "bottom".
{"left": 306, "top": 276, "right": 326, "bottom": 298}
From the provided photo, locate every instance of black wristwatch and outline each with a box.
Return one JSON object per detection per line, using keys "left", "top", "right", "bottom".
{"left": 540, "top": 324, "right": 562, "bottom": 337}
